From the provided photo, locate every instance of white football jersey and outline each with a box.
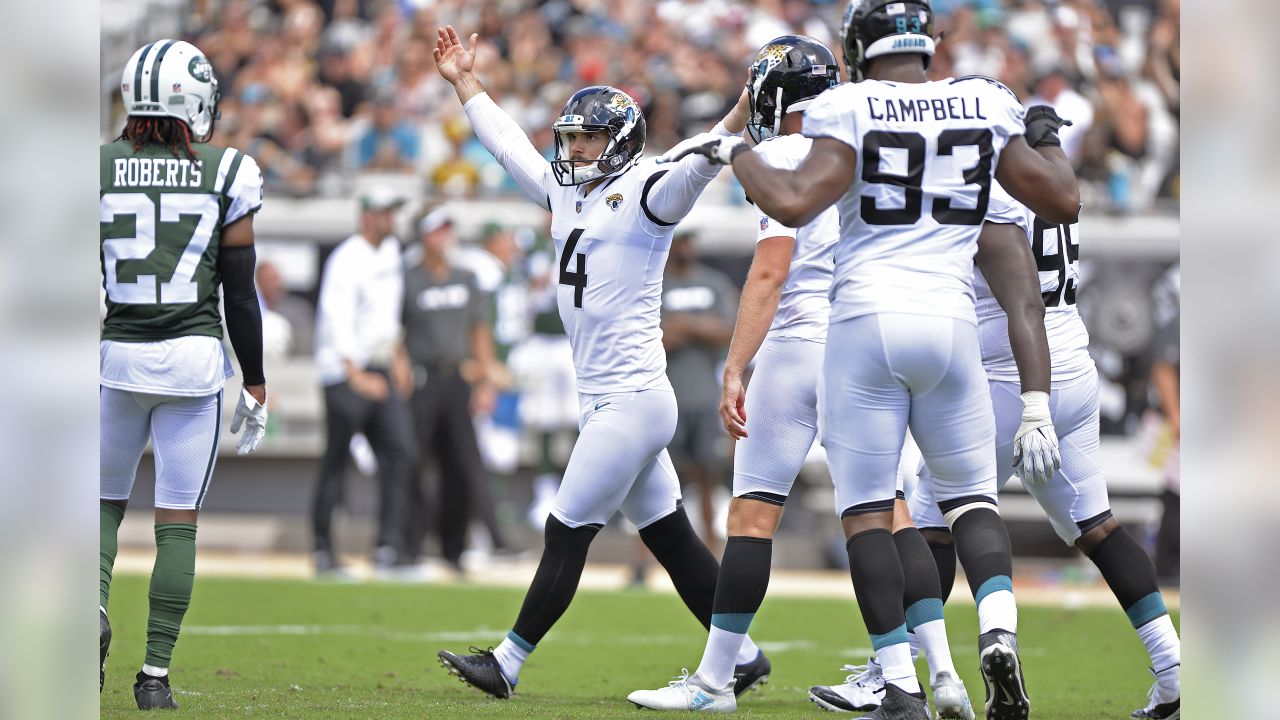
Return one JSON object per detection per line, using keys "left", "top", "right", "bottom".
{"left": 975, "top": 182, "right": 1093, "bottom": 383}
{"left": 753, "top": 134, "right": 838, "bottom": 343}
{"left": 463, "top": 92, "right": 727, "bottom": 393}
{"left": 801, "top": 77, "right": 1026, "bottom": 325}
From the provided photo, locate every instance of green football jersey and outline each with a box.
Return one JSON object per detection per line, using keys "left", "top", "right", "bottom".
{"left": 100, "top": 139, "right": 263, "bottom": 342}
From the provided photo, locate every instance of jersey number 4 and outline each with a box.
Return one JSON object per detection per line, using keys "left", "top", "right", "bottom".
{"left": 860, "top": 129, "right": 993, "bottom": 226}
{"left": 101, "top": 192, "right": 219, "bottom": 304}
{"left": 559, "top": 227, "right": 588, "bottom": 309}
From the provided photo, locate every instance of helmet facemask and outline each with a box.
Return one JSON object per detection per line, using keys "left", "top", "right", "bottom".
{"left": 550, "top": 86, "right": 645, "bottom": 187}
{"left": 552, "top": 119, "right": 623, "bottom": 186}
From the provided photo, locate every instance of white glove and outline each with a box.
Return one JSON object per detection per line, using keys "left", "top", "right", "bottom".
{"left": 229, "top": 388, "right": 268, "bottom": 455}
{"left": 1011, "top": 391, "right": 1060, "bottom": 485}
{"left": 658, "top": 133, "right": 746, "bottom": 166}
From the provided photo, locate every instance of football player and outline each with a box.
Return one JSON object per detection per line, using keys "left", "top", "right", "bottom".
{"left": 99, "top": 40, "right": 267, "bottom": 709}
{"left": 430, "top": 26, "right": 770, "bottom": 701}
{"left": 663, "top": 0, "right": 1078, "bottom": 717}
{"left": 629, "top": 36, "right": 971, "bottom": 718}
{"left": 898, "top": 184, "right": 1181, "bottom": 720}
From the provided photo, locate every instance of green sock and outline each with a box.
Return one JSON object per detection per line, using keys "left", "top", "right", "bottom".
{"left": 100, "top": 502, "right": 125, "bottom": 610}
{"left": 145, "top": 523, "right": 198, "bottom": 669}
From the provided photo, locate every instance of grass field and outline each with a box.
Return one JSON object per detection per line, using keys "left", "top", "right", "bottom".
{"left": 100, "top": 574, "right": 1174, "bottom": 718}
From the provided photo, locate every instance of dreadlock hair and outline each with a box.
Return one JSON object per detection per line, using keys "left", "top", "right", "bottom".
{"left": 118, "top": 116, "right": 199, "bottom": 161}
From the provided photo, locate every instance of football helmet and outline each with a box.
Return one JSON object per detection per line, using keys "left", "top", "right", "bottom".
{"left": 746, "top": 35, "right": 839, "bottom": 144}
{"left": 841, "top": 0, "right": 936, "bottom": 82}
{"left": 120, "top": 39, "right": 220, "bottom": 142}
{"left": 551, "top": 86, "right": 646, "bottom": 186}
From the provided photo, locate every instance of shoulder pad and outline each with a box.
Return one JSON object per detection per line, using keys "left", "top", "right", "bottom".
{"left": 949, "top": 75, "right": 1020, "bottom": 102}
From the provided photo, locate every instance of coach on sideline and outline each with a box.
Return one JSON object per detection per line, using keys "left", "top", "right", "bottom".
{"left": 312, "top": 186, "right": 416, "bottom": 576}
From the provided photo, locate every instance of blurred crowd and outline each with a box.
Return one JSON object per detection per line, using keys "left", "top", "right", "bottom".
{"left": 138, "top": 0, "right": 1179, "bottom": 213}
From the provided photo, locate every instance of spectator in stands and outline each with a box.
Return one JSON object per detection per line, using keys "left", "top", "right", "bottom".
{"left": 660, "top": 232, "right": 739, "bottom": 552}
{"left": 312, "top": 186, "right": 415, "bottom": 577}
{"left": 355, "top": 88, "right": 420, "bottom": 172}
{"left": 401, "top": 208, "right": 498, "bottom": 574}
{"left": 317, "top": 42, "right": 367, "bottom": 119}
{"left": 256, "top": 260, "right": 316, "bottom": 357}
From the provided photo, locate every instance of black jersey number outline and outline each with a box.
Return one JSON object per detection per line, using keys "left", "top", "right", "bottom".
{"left": 860, "top": 128, "right": 994, "bottom": 226}
{"left": 559, "top": 227, "right": 588, "bottom": 308}
{"left": 1031, "top": 216, "right": 1079, "bottom": 307}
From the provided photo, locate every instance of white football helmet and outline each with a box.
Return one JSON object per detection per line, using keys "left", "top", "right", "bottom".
{"left": 120, "top": 39, "right": 220, "bottom": 141}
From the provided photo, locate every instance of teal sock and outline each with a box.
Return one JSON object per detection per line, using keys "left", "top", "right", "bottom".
{"left": 144, "top": 523, "right": 198, "bottom": 669}
{"left": 100, "top": 502, "right": 125, "bottom": 609}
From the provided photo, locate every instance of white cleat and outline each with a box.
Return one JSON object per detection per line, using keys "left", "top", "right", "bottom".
{"left": 808, "top": 661, "right": 886, "bottom": 712}
{"left": 627, "top": 669, "right": 737, "bottom": 712}
{"left": 930, "top": 671, "right": 976, "bottom": 720}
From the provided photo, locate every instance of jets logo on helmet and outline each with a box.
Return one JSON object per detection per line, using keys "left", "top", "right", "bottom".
{"left": 746, "top": 35, "right": 839, "bottom": 143}
{"left": 841, "top": 0, "right": 936, "bottom": 83}
{"left": 121, "top": 39, "right": 221, "bottom": 142}
{"left": 551, "top": 86, "right": 646, "bottom": 187}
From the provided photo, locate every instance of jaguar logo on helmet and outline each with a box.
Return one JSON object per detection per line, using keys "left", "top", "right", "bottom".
{"left": 746, "top": 35, "right": 838, "bottom": 144}
{"left": 551, "top": 86, "right": 647, "bottom": 187}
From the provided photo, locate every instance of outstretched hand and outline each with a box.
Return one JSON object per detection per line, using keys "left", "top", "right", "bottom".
{"left": 658, "top": 133, "right": 747, "bottom": 166}
{"left": 434, "top": 25, "right": 478, "bottom": 84}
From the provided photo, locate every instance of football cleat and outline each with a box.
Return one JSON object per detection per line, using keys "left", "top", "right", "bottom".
{"left": 626, "top": 669, "right": 736, "bottom": 712}
{"left": 865, "top": 683, "right": 930, "bottom": 720}
{"left": 978, "top": 631, "right": 1030, "bottom": 720}
{"left": 931, "top": 670, "right": 976, "bottom": 720}
{"left": 438, "top": 647, "right": 513, "bottom": 699}
{"left": 99, "top": 607, "right": 111, "bottom": 693}
{"left": 733, "top": 650, "right": 772, "bottom": 696}
{"left": 809, "top": 660, "right": 886, "bottom": 712}
{"left": 133, "top": 671, "right": 178, "bottom": 710}
{"left": 1131, "top": 664, "right": 1180, "bottom": 719}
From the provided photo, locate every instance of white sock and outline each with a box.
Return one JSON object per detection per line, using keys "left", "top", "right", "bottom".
{"left": 736, "top": 634, "right": 761, "bottom": 665}
{"left": 1136, "top": 615, "right": 1180, "bottom": 673}
{"left": 876, "top": 641, "right": 921, "bottom": 695}
{"left": 977, "top": 589, "right": 1018, "bottom": 635}
{"left": 492, "top": 636, "right": 530, "bottom": 684}
{"left": 695, "top": 626, "right": 743, "bottom": 690}
{"left": 141, "top": 664, "right": 168, "bottom": 678}
{"left": 913, "top": 618, "right": 958, "bottom": 682}
{"left": 908, "top": 631, "right": 921, "bottom": 664}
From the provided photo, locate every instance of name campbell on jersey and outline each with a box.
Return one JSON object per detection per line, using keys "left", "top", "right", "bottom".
{"left": 801, "top": 76, "right": 1026, "bottom": 325}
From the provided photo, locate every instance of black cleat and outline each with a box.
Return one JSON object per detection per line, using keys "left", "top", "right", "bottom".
{"left": 733, "top": 650, "right": 771, "bottom": 697}
{"left": 133, "top": 671, "right": 178, "bottom": 710}
{"left": 978, "top": 630, "right": 1030, "bottom": 720}
{"left": 865, "top": 683, "right": 929, "bottom": 720}
{"left": 438, "top": 647, "right": 513, "bottom": 699}
{"left": 100, "top": 608, "right": 111, "bottom": 693}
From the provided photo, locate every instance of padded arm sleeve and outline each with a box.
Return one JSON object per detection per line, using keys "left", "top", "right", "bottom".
{"left": 219, "top": 245, "right": 265, "bottom": 386}
{"left": 463, "top": 92, "right": 553, "bottom": 210}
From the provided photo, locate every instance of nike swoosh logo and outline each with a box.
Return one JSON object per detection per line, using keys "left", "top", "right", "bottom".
{"left": 995, "top": 683, "right": 1016, "bottom": 706}
{"left": 594, "top": 401, "right": 610, "bottom": 411}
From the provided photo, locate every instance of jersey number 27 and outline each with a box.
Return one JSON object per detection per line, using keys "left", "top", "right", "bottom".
{"left": 101, "top": 192, "right": 219, "bottom": 304}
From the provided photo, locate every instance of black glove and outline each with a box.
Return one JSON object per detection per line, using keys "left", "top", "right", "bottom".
{"left": 1024, "top": 105, "right": 1073, "bottom": 148}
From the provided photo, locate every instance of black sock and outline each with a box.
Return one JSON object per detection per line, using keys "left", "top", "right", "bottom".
{"left": 510, "top": 515, "right": 600, "bottom": 645}
{"left": 639, "top": 507, "right": 720, "bottom": 629}
{"left": 846, "top": 529, "right": 908, "bottom": 646}
{"left": 1086, "top": 527, "right": 1169, "bottom": 627}
{"left": 924, "top": 531, "right": 957, "bottom": 603}
{"left": 894, "top": 528, "right": 945, "bottom": 629}
{"left": 948, "top": 506, "right": 1014, "bottom": 600}
{"left": 710, "top": 536, "right": 773, "bottom": 633}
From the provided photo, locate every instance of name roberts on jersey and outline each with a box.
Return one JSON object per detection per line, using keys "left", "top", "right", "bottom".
{"left": 110, "top": 156, "right": 205, "bottom": 188}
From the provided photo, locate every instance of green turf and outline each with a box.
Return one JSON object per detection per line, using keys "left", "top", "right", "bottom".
{"left": 100, "top": 575, "right": 1175, "bottom": 718}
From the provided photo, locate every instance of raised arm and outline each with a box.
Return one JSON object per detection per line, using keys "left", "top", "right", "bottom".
{"left": 641, "top": 89, "right": 753, "bottom": 226}
{"left": 435, "top": 26, "right": 552, "bottom": 209}
{"left": 975, "top": 221, "right": 1050, "bottom": 394}
{"left": 995, "top": 106, "right": 1080, "bottom": 224}
{"left": 731, "top": 137, "right": 854, "bottom": 228}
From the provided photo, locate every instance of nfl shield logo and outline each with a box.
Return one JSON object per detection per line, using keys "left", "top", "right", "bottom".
{"left": 575, "top": 200, "right": 583, "bottom": 213}
{"left": 173, "top": 82, "right": 183, "bottom": 92}
{"left": 760, "top": 217, "right": 769, "bottom": 231}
